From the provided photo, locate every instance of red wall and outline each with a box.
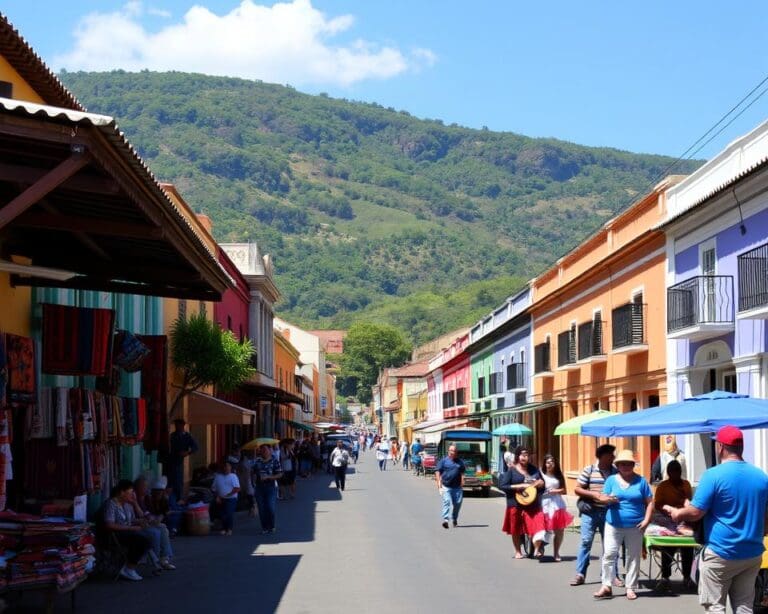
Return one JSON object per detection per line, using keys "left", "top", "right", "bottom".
{"left": 214, "top": 247, "right": 250, "bottom": 341}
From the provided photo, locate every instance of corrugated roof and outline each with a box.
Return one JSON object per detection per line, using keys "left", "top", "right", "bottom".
{"left": 0, "top": 13, "right": 83, "bottom": 111}
{"left": 389, "top": 361, "right": 430, "bottom": 378}
{"left": 0, "top": 96, "right": 221, "bottom": 271}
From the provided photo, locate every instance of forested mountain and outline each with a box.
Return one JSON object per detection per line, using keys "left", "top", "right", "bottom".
{"left": 61, "top": 71, "right": 701, "bottom": 343}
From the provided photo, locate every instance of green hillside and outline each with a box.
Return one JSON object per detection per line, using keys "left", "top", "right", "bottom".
{"left": 61, "top": 71, "right": 701, "bottom": 343}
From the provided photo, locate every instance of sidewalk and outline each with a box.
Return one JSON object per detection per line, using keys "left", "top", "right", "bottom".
{"left": 4, "top": 470, "right": 341, "bottom": 613}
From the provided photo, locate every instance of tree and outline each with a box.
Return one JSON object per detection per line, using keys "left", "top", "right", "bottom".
{"left": 336, "top": 322, "right": 412, "bottom": 404}
{"left": 169, "top": 313, "right": 255, "bottom": 417}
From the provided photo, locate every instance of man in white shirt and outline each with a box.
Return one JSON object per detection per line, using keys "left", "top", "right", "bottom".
{"left": 330, "top": 441, "right": 350, "bottom": 491}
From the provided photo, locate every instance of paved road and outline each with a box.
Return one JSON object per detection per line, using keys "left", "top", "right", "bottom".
{"left": 17, "top": 451, "right": 702, "bottom": 613}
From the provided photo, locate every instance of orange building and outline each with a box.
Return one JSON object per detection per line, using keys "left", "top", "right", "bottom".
{"left": 530, "top": 177, "right": 684, "bottom": 488}
{"left": 274, "top": 329, "right": 309, "bottom": 436}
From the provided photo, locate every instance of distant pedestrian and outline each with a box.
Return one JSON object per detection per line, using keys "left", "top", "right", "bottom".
{"left": 253, "top": 444, "right": 283, "bottom": 534}
{"left": 436, "top": 445, "right": 465, "bottom": 529}
{"left": 540, "top": 454, "right": 573, "bottom": 562}
{"left": 665, "top": 425, "right": 768, "bottom": 613}
{"left": 351, "top": 439, "right": 360, "bottom": 464}
{"left": 402, "top": 442, "right": 410, "bottom": 470}
{"left": 376, "top": 440, "right": 389, "bottom": 471}
{"left": 330, "top": 441, "right": 350, "bottom": 491}
{"left": 391, "top": 440, "right": 399, "bottom": 464}
{"left": 167, "top": 418, "right": 198, "bottom": 501}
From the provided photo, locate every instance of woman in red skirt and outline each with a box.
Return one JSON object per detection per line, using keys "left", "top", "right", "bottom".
{"left": 540, "top": 454, "right": 573, "bottom": 561}
{"left": 499, "top": 445, "right": 547, "bottom": 558}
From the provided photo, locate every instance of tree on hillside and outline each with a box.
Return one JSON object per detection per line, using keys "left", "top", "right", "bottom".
{"left": 334, "top": 322, "right": 412, "bottom": 404}
{"left": 169, "top": 313, "right": 256, "bottom": 417}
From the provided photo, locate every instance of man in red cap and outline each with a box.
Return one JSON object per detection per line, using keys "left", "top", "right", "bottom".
{"left": 664, "top": 425, "right": 768, "bottom": 613}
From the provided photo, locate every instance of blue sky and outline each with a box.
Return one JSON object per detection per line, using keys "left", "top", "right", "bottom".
{"left": 6, "top": 0, "right": 768, "bottom": 158}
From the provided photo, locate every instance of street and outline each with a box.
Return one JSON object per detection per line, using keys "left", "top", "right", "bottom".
{"left": 19, "top": 450, "right": 702, "bottom": 613}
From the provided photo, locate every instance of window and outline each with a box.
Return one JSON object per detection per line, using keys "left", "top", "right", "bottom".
{"left": 178, "top": 299, "right": 187, "bottom": 320}
{"left": 534, "top": 340, "right": 551, "bottom": 373}
{"left": 514, "top": 391, "right": 527, "bottom": 406}
{"left": 0, "top": 82, "right": 12, "bottom": 98}
{"left": 496, "top": 397, "right": 505, "bottom": 409}
{"left": 478, "top": 376, "right": 485, "bottom": 398}
{"left": 227, "top": 315, "right": 233, "bottom": 331}
{"left": 456, "top": 388, "right": 466, "bottom": 406}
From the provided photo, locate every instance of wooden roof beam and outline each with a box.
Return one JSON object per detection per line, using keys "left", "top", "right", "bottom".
{"left": 16, "top": 211, "right": 163, "bottom": 240}
{"left": 0, "top": 152, "right": 90, "bottom": 230}
{"left": 10, "top": 274, "right": 221, "bottom": 301}
{"left": 0, "top": 162, "right": 119, "bottom": 195}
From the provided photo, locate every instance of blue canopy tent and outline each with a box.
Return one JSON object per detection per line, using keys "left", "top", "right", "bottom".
{"left": 581, "top": 391, "right": 768, "bottom": 437}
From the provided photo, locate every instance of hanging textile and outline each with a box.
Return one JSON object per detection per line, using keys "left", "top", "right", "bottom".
{"left": 0, "top": 333, "right": 7, "bottom": 409}
{"left": 5, "top": 334, "right": 35, "bottom": 407}
{"left": 26, "top": 388, "right": 54, "bottom": 440}
{"left": 138, "top": 335, "right": 168, "bottom": 454}
{"left": 23, "top": 440, "right": 82, "bottom": 500}
{"left": 41, "top": 304, "right": 115, "bottom": 376}
{"left": 55, "top": 388, "right": 73, "bottom": 447}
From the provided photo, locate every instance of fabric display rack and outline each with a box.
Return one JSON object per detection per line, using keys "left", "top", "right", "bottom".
{"left": 0, "top": 302, "right": 170, "bottom": 610}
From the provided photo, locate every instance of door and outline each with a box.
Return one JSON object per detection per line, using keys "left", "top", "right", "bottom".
{"left": 702, "top": 247, "right": 716, "bottom": 323}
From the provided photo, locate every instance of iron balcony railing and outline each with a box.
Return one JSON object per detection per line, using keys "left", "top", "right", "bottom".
{"left": 738, "top": 242, "right": 768, "bottom": 312}
{"left": 667, "top": 275, "right": 734, "bottom": 333}
{"left": 557, "top": 329, "right": 577, "bottom": 367}
{"left": 506, "top": 362, "right": 526, "bottom": 390}
{"left": 612, "top": 303, "right": 646, "bottom": 349}
{"left": 578, "top": 319, "right": 605, "bottom": 360}
{"left": 534, "top": 341, "right": 551, "bottom": 374}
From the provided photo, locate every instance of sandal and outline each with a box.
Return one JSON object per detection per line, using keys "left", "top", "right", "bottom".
{"left": 593, "top": 587, "right": 613, "bottom": 600}
{"left": 626, "top": 589, "right": 638, "bottom": 601}
{"left": 514, "top": 552, "right": 525, "bottom": 559}
{"left": 570, "top": 575, "right": 585, "bottom": 586}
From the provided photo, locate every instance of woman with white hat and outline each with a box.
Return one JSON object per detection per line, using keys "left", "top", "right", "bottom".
{"left": 593, "top": 449, "right": 653, "bottom": 601}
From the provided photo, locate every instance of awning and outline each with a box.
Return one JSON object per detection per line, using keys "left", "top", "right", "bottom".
{"left": 287, "top": 419, "right": 313, "bottom": 432}
{"left": 242, "top": 382, "right": 305, "bottom": 406}
{"left": 385, "top": 398, "right": 401, "bottom": 412}
{"left": 489, "top": 400, "right": 561, "bottom": 417}
{"left": 0, "top": 98, "right": 232, "bottom": 300}
{"left": 187, "top": 392, "right": 255, "bottom": 426}
{"left": 412, "top": 418, "right": 470, "bottom": 434}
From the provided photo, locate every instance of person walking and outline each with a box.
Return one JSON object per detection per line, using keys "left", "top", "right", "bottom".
{"left": 540, "top": 454, "right": 573, "bottom": 562}
{"left": 253, "top": 444, "right": 283, "bottom": 534}
{"left": 435, "top": 445, "right": 465, "bottom": 529}
{"left": 593, "top": 450, "right": 653, "bottom": 601}
{"left": 330, "top": 441, "right": 350, "bottom": 491}
{"left": 499, "top": 445, "right": 547, "bottom": 558}
{"left": 402, "top": 441, "right": 410, "bottom": 471}
{"left": 375, "top": 439, "right": 389, "bottom": 471}
{"left": 665, "top": 425, "right": 768, "bottom": 614}
{"left": 167, "top": 418, "right": 198, "bottom": 501}
{"left": 571, "top": 444, "right": 620, "bottom": 588}
{"left": 351, "top": 438, "right": 360, "bottom": 464}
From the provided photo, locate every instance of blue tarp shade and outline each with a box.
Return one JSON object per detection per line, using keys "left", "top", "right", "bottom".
{"left": 443, "top": 430, "right": 492, "bottom": 441}
{"left": 581, "top": 390, "right": 768, "bottom": 437}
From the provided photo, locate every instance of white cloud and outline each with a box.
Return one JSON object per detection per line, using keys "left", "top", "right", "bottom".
{"left": 147, "top": 7, "right": 172, "bottom": 18}
{"left": 54, "top": 0, "right": 435, "bottom": 87}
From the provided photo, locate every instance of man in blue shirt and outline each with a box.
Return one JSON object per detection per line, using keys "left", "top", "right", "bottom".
{"left": 435, "top": 445, "right": 465, "bottom": 529}
{"left": 168, "top": 418, "right": 198, "bottom": 500}
{"left": 666, "top": 425, "right": 768, "bottom": 613}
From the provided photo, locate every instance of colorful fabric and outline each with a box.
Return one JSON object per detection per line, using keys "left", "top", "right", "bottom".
{"left": 27, "top": 389, "right": 54, "bottom": 439}
{"left": 138, "top": 335, "right": 168, "bottom": 454}
{"left": 5, "top": 334, "right": 35, "bottom": 406}
{"left": 113, "top": 330, "right": 150, "bottom": 373}
{"left": 0, "top": 333, "right": 7, "bottom": 408}
{"left": 41, "top": 304, "right": 115, "bottom": 376}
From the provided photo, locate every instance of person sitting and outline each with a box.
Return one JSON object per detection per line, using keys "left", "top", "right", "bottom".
{"left": 149, "top": 476, "right": 183, "bottom": 536}
{"left": 129, "top": 477, "right": 177, "bottom": 571}
{"left": 102, "top": 479, "right": 152, "bottom": 581}
{"left": 652, "top": 460, "right": 694, "bottom": 591}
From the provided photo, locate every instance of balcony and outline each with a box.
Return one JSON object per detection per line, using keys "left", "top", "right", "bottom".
{"left": 612, "top": 303, "right": 648, "bottom": 354}
{"left": 533, "top": 341, "right": 551, "bottom": 376}
{"left": 738, "top": 242, "right": 768, "bottom": 319}
{"left": 578, "top": 320, "right": 607, "bottom": 363}
{"left": 667, "top": 275, "right": 735, "bottom": 340}
{"left": 557, "top": 329, "right": 578, "bottom": 370}
{"left": 506, "top": 362, "right": 526, "bottom": 390}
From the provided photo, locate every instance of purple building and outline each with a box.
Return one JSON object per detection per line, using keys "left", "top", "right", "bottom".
{"left": 663, "top": 120, "right": 768, "bottom": 479}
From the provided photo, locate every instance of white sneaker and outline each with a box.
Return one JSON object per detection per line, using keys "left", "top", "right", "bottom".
{"left": 160, "top": 558, "right": 177, "bottom": 571}
{"left": 119, "top": 566, "right": 143, "bottom": 581}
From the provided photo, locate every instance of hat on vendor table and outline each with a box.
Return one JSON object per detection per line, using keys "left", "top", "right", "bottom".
{"left": 614, "top": 450, "right": 636, "bottom": 464}
{"left": 713, "top": 425, "right": 743, "bottom": 446}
